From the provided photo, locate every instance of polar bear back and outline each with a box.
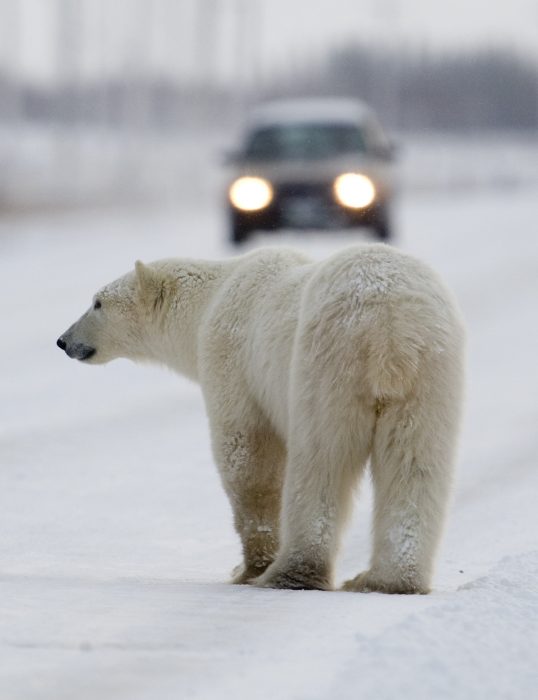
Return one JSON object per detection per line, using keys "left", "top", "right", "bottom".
{"left": 199, "top": 244, "right": 462, "bottom": 442}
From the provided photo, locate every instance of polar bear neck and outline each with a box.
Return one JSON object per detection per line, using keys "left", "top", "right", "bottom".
{"left": 144, "top": 259, "right": 230, "bottom": 380}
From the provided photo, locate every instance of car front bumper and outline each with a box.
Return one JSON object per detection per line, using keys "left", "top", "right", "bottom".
{"left": 230, "top": 181, "right": 384, "bottom": 231}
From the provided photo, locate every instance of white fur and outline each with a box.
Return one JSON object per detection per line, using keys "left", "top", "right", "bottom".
{"left": 59, "top": 244, "right": 465, "bottom": 593}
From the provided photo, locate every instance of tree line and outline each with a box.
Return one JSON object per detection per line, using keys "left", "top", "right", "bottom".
{"left": 265, "top": 44, "right": 538, "bottom": 130}
{"left": 1, "top": 45, "right": 537, "bottom": 131}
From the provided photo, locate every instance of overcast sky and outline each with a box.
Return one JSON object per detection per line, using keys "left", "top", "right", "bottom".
{"left": 2, "top": 0, "right": 538, "bottom": 84}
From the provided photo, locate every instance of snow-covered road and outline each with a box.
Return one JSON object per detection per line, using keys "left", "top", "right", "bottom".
{"left": 1, "top": 172, "right": 537, "bottom": 698}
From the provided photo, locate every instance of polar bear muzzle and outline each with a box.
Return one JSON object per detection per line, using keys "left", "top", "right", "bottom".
{"left": 56, "top": 335, "right": 96, "bottom": 361}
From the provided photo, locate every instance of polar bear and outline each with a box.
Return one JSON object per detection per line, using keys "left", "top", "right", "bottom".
{"left": 57, "top": 245, "right": 464, "bottom": 593}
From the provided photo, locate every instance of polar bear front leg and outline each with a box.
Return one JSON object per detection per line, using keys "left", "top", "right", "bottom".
{"left": 214, "top": 423, "right": 285, "bottom": 584}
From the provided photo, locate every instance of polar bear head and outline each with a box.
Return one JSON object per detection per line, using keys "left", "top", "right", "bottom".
{"left": 57, "top": 260, "right": 175, "bottom": 366}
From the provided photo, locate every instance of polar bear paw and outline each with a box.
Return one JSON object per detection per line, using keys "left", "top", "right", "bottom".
{"left": 253, "top": 559, "right": 332, "bottom": 591}
{"left": 231, "top": 561, "right": 272, "bottom": 585}
{"left": 341, "top": 570, "right": 429, "bottom": 595}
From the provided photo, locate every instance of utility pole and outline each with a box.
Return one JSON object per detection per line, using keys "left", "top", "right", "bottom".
{"left": 0, "top": 0, "right": 22, "bottom": 206}
{"left": 233, "top": 0, "right": 262, "bottom": 117}
{"left": 372, "top": 0, "right": 401, "bottom": 130}
{"left": 55, "top": 0, "right": 83, "bottom": 203}
{"left": 56, "top": 0, "right": 80, "bottom": 122}
{"left": 196, "top": 0, "right": 219, "bottom": 86}
{"left": 1, "top": 0, "right": 22, "bottom": 124}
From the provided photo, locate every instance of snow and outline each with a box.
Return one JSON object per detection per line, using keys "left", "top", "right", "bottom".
{"left": 1, "top": 134, "right": 538, "bottom": 699}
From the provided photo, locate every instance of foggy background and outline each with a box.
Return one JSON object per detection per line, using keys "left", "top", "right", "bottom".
{"left": 1, "top": 0, "right": 538, "bottom": 212}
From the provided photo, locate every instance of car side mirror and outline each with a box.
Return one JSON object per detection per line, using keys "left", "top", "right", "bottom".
{"left": 388, "top": 140, "right": 400, "bottom": 160}
{"left": 221, "top": 149, "right": 243, "bottom": 166}
{"left": 378, "top": 141, "right": 398, "bottom": 161}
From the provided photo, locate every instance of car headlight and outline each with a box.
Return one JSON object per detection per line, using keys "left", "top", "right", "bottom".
{"left": 229, "top": 176, "right": 273, "bottom": 211}
{"left": 333, "top": 173, "right": 376, "bottom": 209}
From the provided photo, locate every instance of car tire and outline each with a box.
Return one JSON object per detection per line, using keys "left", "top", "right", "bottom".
{"left": 373, "top": 220, "right": 391, "bottom": 241}
{"left": 230, "top": 213, "right": 251, "bottom": 245}
{"left": 370, "top": 205, "right": 392, "bottom": 242}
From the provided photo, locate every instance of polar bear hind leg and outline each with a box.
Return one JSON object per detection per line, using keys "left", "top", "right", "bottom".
{"left": 256, "top": 399, "right": 376, "bottom": 590}
{"left": 343, "top": 340, "right": 463, "bottom": 594}
{"left": 255, "top": 322, "right": 378, "bottom": 590}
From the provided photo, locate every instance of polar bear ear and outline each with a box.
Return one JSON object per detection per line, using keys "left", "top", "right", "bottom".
{"left": 135, "top": 260, "right": 152, "bottom": 291}
{"left": 134, "top": 260, "right": 164, "bottom": 308}
{"left": 135, "top": 260, "right": 149, "bottom": 282}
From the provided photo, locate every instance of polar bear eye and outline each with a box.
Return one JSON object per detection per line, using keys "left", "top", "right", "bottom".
{"left": 93, "top": 299, "right": 102, "bottom": 310}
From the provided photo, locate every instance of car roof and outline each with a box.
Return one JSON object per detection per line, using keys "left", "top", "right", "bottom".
{"left": 248, "top": 98, "right": 375, "bottom": 129}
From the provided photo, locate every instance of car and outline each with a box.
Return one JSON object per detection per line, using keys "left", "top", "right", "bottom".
{"left": 225, "top": 97, "right": 396, "bottom": 245}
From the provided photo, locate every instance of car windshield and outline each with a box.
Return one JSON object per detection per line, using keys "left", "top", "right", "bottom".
{"left": 243, "top": 123, "right": 366, "bottom": 161}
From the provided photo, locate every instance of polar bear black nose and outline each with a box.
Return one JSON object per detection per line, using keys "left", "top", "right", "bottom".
{"left": 57, "top": 337, "right": 67, "bottom": 351}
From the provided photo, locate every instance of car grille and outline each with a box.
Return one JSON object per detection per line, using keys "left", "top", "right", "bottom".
{"left": 276, "top": 182, "right": 330, "bottom": 199}
{"left": 273, "top": 181, "right": 344, "bottom": 228}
